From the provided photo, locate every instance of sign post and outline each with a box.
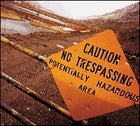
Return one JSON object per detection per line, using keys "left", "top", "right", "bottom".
{"left": 46, "top": 30, "right": 139, "bottom": 121}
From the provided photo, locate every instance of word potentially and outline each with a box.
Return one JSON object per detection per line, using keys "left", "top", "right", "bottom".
{"left": 49, "top": 58, "right": 90, "bottom": 82}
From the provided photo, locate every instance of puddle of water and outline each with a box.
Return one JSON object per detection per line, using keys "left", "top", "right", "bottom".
{"left": 1, "top": 18, "right": 54, "bottom": 35}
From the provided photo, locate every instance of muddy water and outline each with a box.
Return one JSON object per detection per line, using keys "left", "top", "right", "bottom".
{"left": 1, "top": 18, "right": 54, "bottom": 35}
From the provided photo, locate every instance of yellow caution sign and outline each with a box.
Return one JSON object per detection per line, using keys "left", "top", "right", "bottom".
{"left": 46, "top": 30, "right": 139, "bottom": 121}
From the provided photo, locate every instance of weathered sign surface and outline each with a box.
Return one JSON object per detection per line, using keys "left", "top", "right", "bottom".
{"left": 46, "top": 30, "right": 139, "bottom": 121}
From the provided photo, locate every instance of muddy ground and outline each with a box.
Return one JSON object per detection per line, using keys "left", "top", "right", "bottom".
{"left": 1, "top": 31, "right": 139, "bottom": 126}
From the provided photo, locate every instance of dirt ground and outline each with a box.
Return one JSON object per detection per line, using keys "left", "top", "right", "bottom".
{"left": 1, "top": 31, "right": 139, "bottom": 126}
